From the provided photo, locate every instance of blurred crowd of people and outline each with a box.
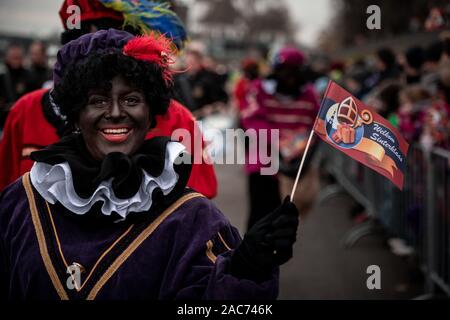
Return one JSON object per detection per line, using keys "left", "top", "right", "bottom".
{"left": 174, "top": 48, "right": 229, "bottom": 119}
{"left": 2, "top": 26, "right": 449, "bottom": 154}
{"left": 0, "top": 41, "right": 52, "bottom": 129}
{"left": 319, "top": 35, "right": 450, "bottom": 151}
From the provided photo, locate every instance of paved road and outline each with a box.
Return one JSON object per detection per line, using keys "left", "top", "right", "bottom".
{"left": 212, "top": 163, "right": 423, "bottom": 299}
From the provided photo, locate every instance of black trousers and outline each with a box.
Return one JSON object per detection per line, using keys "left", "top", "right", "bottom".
{"left": 247, "top": 173, "right": 281, "bottom": 230}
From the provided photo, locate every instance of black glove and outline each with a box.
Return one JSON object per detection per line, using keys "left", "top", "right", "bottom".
{"left": 230, "top": 196, "right": 299, "bottom": 281}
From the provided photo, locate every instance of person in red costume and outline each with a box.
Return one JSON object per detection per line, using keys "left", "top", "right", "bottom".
{"left": 0, "top": 0, "right": 217, "bottom": 198}
{"left": 234, "top": 58, "right": 260, "bottom": 116}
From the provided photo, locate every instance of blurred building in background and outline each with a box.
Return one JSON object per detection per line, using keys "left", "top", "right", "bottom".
{"left": 184, "top": 0, "right": 295, "bottom": 61}
{"left": 318, "top": 0, "right": 450, "bottom": 56}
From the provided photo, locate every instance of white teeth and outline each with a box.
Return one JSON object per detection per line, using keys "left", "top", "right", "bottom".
{"left": 102, "top": 128, "right": 129, "bottom": 134}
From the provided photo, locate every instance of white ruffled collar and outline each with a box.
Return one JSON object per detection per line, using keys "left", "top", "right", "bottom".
{"left": 30, "top": 141, "right": 185, "bottom": 220}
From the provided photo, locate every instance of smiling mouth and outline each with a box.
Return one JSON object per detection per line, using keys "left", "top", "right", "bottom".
{"left": 99, "top": 127, "right": 132, "bottom": 143}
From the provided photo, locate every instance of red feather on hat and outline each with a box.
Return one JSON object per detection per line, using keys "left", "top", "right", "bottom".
{"left": 123, "top": 34, "right": 176, "bottom": 85}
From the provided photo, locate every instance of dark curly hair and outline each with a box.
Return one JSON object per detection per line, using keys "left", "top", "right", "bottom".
{"left": 52, "top": 49, "right": 173, "bottom": 134}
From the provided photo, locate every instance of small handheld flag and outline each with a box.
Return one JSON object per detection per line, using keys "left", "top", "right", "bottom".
{"left": 290, "top": 81, "right": 409, "bottom": 200}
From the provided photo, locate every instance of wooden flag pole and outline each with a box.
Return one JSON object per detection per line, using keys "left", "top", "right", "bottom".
{"left": 290, "top": 129, "right": 315, "bottom": 202}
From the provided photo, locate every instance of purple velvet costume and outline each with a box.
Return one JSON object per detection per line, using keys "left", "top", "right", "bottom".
{"left": 0, "top": 174, "right": 278, "bottom": 300}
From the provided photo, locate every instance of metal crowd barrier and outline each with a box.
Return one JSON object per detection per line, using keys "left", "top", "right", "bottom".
{"left": 319, "top": 143, "right": 450, "bottom": 297}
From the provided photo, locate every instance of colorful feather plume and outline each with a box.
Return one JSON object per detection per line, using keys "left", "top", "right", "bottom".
{"left": 123, "top": 33, "right": 176, "bottom": 85}
{"left": 99, "top": 0, "right": 188, "bottom": 50}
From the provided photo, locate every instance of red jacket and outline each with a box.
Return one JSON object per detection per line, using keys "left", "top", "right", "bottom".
{"left": 0, "top": 89, "right": 217, "bottom": 198}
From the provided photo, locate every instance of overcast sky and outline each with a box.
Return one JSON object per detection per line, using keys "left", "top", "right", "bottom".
{"left": 0, "top": 0, "right": 332, "bottom": 47}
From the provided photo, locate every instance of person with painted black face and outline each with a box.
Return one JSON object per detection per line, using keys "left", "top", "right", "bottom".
{"left": 0, "top": 29, "right": 299, "bottom": 300}
{"left": 0, "top": 0, "right": 218, "bottom": 200}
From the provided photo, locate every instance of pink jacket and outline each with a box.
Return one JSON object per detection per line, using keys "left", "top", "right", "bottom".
{"left": 240, "top": 80, "right": 320, "bottom": 174}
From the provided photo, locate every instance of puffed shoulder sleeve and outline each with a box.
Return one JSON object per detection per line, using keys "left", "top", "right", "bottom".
{"left": 161, "top": 197, "right": 278, "bottom": 300}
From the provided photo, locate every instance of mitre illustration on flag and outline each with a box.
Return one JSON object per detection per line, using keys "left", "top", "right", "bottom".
{"left": 313, "top": 81, "right": 409, "bottom": 189}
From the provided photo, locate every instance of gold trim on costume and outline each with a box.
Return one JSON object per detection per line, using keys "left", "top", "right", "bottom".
{"left": 205, "top": 240, "right": 217, "bottom": 264}
{"left": 86, "top": 192, "right": 204, "bottom": 300}
{"left": 23, "top": 173, "right": 69, "bottom": 300}
{"left": 45, "top": 202, "right": 134, "bottom": 292}
{"left": 78, "top": 224, "right": 134, "bottom": 291}
{"left": 217, "top": 232, "right": 232, "bottom": 251}
{"left": 45, "top": 202, "right": 70, "bottom": 268}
